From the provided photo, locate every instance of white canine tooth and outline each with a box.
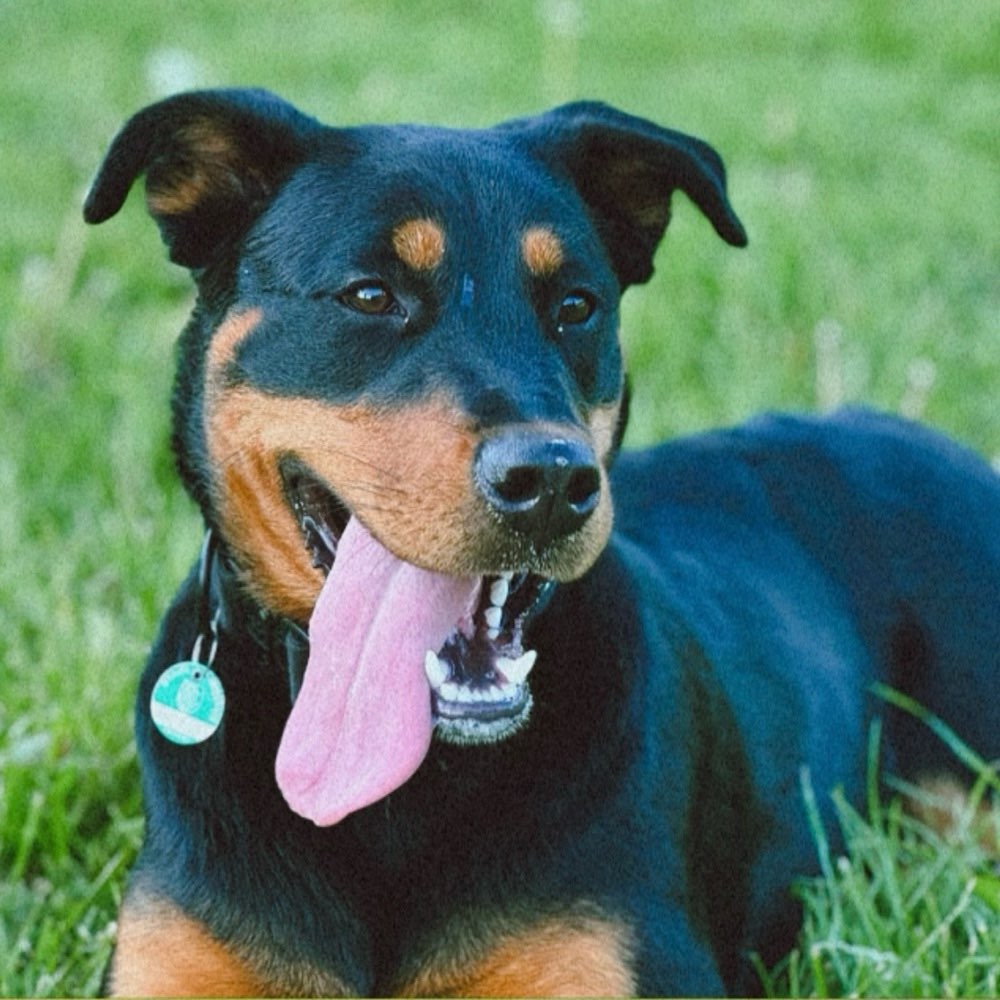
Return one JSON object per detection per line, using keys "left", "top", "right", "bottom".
{"left": 489, "top": 578, "right": 509, "bottom": 607}
{"left": 424, "top": 651, "right": 448, "bottom": 689}
{"left": 501, "top": 571, "right": 514, "bottom": 582}
{"left": 487, "top": 627, "right": 500, "bottom": 641}
{"left": 484, "top": 606, "right": 503, "bottom": 629}
{"left": 497, "top": 649, "right": 537, "bottom": 685}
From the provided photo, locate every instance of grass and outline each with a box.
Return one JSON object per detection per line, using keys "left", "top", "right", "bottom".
{"left": 1, "top": 0, "right": 997, "bottom": 994}
{"left": 755, "top": 706, "right": 1000, "bottom": 998}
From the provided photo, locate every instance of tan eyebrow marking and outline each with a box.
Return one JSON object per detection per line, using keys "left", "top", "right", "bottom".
{"left": 206, "top": 307, "right": 262, "bottom": 377}
{"left": 522, "top": 226, "right": 565, "bottom": 278}
{"left": 392, "top": 218, "right": 446, "bottom": 271}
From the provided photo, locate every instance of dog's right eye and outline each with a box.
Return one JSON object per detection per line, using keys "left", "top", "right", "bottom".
{"left": 556, "top": 291, "right": 595, "bottom": 327}
{"left": 339, "top": 281, "right": 398, "bottom": 316}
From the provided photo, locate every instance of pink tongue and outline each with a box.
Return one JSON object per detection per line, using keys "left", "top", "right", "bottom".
{"left": 275, "top": 517, "right": 478, "bottom": 826}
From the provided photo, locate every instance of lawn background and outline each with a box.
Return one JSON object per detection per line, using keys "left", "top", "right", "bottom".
{"left": 1, "top": 1, "right": 997, "bottom": 995}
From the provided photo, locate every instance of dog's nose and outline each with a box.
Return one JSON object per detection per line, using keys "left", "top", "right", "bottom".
{"left": 474, "top": 430, "right": 601, "bottom": 544}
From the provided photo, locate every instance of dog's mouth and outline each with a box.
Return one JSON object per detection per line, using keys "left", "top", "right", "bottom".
{"left": 279, "top": 458, "right": 553, "bottom": 746}
{"left": 282, "top": 458, "right": 350, "bottom": 576}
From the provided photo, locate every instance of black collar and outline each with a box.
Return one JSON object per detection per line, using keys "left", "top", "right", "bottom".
{"left": 197, "top": 530, "right": 310, "bottom": 704}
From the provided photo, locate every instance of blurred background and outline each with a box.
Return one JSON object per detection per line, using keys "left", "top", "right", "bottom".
{"left": 1, "top": 1, "right": 996, "bottom": 993}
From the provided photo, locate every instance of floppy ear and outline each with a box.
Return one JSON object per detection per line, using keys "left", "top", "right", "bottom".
{"left": 509, "top": 101, "right": 747, "bottom": 287}
{"left": 83, "top": 88, "right": 320, "bottom": 268}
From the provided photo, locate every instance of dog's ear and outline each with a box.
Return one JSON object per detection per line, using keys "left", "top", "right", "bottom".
{"left": 84, "top": 88, "right": 320, "bottom": 268}
{"left": 509, "top": 101, "right": 747, "bottom": 287}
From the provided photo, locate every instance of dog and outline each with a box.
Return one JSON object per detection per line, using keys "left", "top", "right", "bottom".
{"left": 84, "top": 89, "right": 1000, "bottom": 996}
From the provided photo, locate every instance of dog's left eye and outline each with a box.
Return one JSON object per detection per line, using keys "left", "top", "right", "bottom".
{"left": 339, "top": 281, "right": 399, "bottom": 316}
{"left": 556, "top": 291, "right": 595, "bottom": 327}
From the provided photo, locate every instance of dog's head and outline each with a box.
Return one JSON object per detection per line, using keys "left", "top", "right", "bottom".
{"left": 86, "top": 90, "right": 744, "bottom": 819}
{"left": 86, "top": 88, "right": 744, "bottom": 618}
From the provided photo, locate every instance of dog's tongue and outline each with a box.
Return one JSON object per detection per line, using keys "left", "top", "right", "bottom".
{"left": 275, "top": 517, "right": 478, "bottom": 826}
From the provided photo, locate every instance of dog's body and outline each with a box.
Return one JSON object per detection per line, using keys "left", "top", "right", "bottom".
{"left": 85, "top": 90, "right": 1000, "bottom": 996}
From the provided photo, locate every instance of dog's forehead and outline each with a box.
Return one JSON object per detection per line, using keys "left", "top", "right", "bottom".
{"left": 338, "top": 120, "right": 535, "bottom": 184}
{"left": 292, "top": 122, "right": 582, "bottom": 236}
{"left": 246, "top": 121, "right": 604, "bottom": 289}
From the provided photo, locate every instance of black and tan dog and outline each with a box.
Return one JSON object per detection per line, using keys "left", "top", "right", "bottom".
{"left": 85, "top": 89, "right": 1000, "bottom": 996}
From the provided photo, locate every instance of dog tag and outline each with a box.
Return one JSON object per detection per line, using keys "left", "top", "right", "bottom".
{"left": 150, "top": 661, "right": 225, "bottom": 745}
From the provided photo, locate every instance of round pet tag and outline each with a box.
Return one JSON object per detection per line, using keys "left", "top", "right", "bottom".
{"left": 150, "top": 661, "right": 225, "bottom": 745}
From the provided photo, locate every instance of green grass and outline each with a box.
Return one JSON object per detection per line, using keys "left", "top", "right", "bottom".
{"left": 1, "top": 1, "right": 997, "bottom": 994}
{"left": 756, "top": 708, "right": 1000, "bottom": 998}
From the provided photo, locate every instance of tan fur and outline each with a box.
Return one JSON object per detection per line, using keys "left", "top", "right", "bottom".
{"left": 109, "top": 899, "right": 269, "bottom": 997}
{"left": 206, "top": 388, "right": 613, "bottom": 619}
{"left": 109, "top": 894, "right": 350, "bottom": 997}
{"left": 908, "top": 773, "right": 999, "bottom": 853}
{"left": 588, "top": 398, "right": 623, "bottom": 466}
{"left": 522, "top": 226, "right": 565, "bottom": 277}
{"left": 207, "top": 306, "right": 262, "bottom": 371}
{"left": 398, "top": 915, "right": 636, "bottom": 998}
{"left": 202, "top": 309, "right": 615, "bottom": 620}
{"left": 393, "top": 218, "right": 446, "bottom": 271}
{"left": 145, "top": 120, "right": 247, "bottom": 217}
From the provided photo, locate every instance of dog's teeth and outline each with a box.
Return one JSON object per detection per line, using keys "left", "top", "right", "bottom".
{"left": 424, "top": 651, "right": 448, "bottom": 689}
{"left": 501, "top": 571, "right": 514, "bottom": 582}
{"left": 484, "top": 606, "right": 503, "bottom": 629}
{"left": 439, "top": 681, "right": 461, "bottom": 702}
{"left": 489, "top": 578, "right": 509, "bottom": 607}
{"left": 487, "top": 627, "right": 500, "bottom": 641}
{"left": 497, "top": 650, "right": 537, "bottom": 685}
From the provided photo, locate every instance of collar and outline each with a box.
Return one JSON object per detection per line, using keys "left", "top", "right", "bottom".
{"left": 197, "top": 529, "right": 310, "bottom": 704}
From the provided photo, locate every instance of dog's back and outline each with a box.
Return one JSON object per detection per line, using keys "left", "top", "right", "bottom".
{"left": 616, "top": 406, "right": 1000, "bottom": 776}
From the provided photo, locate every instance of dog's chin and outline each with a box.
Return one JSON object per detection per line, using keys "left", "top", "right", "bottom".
{"left": 277, "top": 456, "right": 558, "bottom": 744}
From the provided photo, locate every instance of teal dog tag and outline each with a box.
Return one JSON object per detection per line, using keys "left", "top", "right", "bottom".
{"left": 150, "top": 661, "right": 225, "bottom": 745}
